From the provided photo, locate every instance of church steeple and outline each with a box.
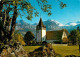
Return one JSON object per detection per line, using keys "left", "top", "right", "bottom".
{"left": 37, "top": 18, "right": 46, "bottom": 28}
{"left": 36, "top": 18, "right": 46, "bottom": 42}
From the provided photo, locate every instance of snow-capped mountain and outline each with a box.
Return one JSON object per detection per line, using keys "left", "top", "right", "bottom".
{"left": 16, "top": 20, "right": 36, "bottom": 36}
{"left": 32, "top": 20, "right": 63, "bottom": 31}
{"left": 33, "top": 20, "right": 64, "bottom": 26}
{"left": 61, "top": 21, "right": 80, "bottom": 32}
{"left": 16, "top": 20, "right": 80, "bottom": 36}
{"left": 43, "top": 20, "right": 62, "bottom": 31}
{"left": 66, "top": 21, "right": 80, "bottom": 26}
{"left": 44, "top": 20, "right": 64, "bottom": 26}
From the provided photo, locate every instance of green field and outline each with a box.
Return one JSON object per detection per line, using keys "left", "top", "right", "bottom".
{"left": 23, "top": 45, "right": 80, "bottom": 57}
{"left": 23, "top": 46, "right": 41, "bottom": 52}
{"left": 53, "top": 45, "right": 80, "bottom": 57}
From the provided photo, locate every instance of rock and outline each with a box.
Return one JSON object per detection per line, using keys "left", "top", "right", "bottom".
{"left": 46, "top": 43, "right": 52, "bottom": 48}
{"left": 1, "top": 42, "right": 28, "bottom": 57}
{"left": 29, "top": 43, "right": 55, "bottom": 57}
{"left": 10, "top": 52, "right": 16, "bottom": 57}
{"left": 7, "top": 47, "right": 12, "bottom": 54}
{"left": 1, "top": 49, "right": 8, "bottom": 57}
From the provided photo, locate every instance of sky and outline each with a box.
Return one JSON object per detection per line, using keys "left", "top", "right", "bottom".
{"left": 17, "top": 0, "right": 80, "bottom": 25}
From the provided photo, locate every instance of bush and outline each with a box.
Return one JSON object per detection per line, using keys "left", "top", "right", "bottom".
{"left": 53, "top": 41, "right": 61, "bottom": 44}
{"left": 11, "top": 33, "right": 26, "bottom": 46}
{"left": 42, "top": 41, "right": 47, "bottom": 45}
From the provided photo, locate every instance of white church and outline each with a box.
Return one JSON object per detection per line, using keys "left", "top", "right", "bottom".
{"left": 36, "top": 18, "right": 69, "bottom": 43}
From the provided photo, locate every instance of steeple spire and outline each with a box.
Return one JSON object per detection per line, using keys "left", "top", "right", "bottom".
{"left": 37, "top": 18, "right": 45, "bottom": 27}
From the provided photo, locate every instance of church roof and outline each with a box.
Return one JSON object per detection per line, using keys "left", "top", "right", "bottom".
{"left": 46, "top": 29, "right": 69, "bottom": 40}
{"left": 37, "top": 18, "right": 46, "bottom": 28}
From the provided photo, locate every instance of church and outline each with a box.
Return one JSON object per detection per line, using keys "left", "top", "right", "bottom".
{"left": 36, "top": 18, "right": 69, "bottom": 43}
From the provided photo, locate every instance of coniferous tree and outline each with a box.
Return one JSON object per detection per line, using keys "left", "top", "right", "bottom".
{"left": 68, "top": 30, "right": 80, "bottom": 45}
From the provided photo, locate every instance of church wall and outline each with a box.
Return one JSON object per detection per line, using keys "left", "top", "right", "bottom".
{"left": 36, "top": 30, "right": 42, "bottom": 42}
{"left": 62, "top": 31, "right": 68, "bottom": 43}
{"left": 62, "top": 31, "right": 67, "bottom": 40}
{"left": 42, "top": 29, "right": 46, "bottom": 41}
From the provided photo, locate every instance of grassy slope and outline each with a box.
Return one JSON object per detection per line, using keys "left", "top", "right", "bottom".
{"left": 23, "top": 45, "right": 80, "bottom": 56}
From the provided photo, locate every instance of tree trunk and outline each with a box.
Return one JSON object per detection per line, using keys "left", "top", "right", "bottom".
{"left": 0, "top": 1, "right": 3, "bottom": 18}
{"left": 7, "top": 18, "right": 12, "bottom": 31}
{"left": 0, "top": 1, "right": 18, "bottom": 42}
{"left": 9, "top": 6, "right": 17, "bottom": 41}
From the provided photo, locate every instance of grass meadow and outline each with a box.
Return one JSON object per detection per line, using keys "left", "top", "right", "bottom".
{"left": 23, "top": 45, "right": 80, "bottom": 57}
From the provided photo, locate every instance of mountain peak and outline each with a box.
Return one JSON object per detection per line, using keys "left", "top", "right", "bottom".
{"left": 33, "top": 19, "right": 64, "bottom": 26}
{"left": 46, "top": 19, "right": 63, "bottom": 26}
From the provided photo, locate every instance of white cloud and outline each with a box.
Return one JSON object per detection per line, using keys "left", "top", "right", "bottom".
{"left": 70, "top": 23, "right": 77, "bottom": 26}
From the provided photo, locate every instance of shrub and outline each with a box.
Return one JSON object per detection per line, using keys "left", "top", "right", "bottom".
{"left": 11, "top": 33, "right": 26, "bottom": 45}
{"left": 42, "top": 41, "right": 47, "bottom": 45}
{"left": 53, "top": 41, "right": 61, "bottom": 44}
